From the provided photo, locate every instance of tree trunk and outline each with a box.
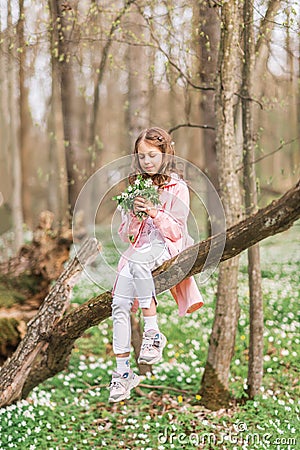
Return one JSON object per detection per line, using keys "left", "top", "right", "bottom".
{"left": 18, "top": 0, "right": 32, "bottom": 228}
{"left": 125, "top": 5, "right": 150, "bottom": 148}
{"left": 0, "top": 238, "right": 101, "bottom": 406}
{"left": 50, "top": 0, "right": 83, "bottom": 213}
{"left": 197, "top": 1, "right": 220, "bottom": 194}
{"left": 242, "top": 0, "right": 263, "bottom": 400}
{"left": 0, "top": 179, "right": 299, "bottom": 407}
{"left": 0, "top": 11, "right": 10, "bottom": 218}
{"left": 0, "top": 211, "right": 73, "bottom": 362}
{"left": 200, "top": 0, "right": 243, "bottom": 410}
{"left": 47, "top": 0, "right": 69, "bottom": 225}
{"left": 89, "top": 0, "right": 135, "bottom": 160}
{"left": 8, "top": 1, "right": 24, "bottom": 251}
{"left": 254, "top": 0, "right": 281, "bottom": 90}
{"left": 130, "top": 315, "right": 152, "bottom": 376}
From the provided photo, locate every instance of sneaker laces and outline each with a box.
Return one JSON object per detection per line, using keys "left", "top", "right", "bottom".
{"left": 110, "top": 379, "right": 122, "bottom": 389}
{"left": 110, "top": 373, "right": 128, "bottom": 389}
{"left": 141, "top": 334, "right": 160, "bottom": 351}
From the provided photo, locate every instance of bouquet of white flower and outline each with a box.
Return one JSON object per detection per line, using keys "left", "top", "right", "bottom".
{"left": 112, "top": 174, "right": 161, "bottom": 221}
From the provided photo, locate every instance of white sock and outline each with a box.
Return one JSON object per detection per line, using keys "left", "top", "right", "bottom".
{"left": 143, "top": 315, "right": 159, "bottom": 332}
{"left": 116, "top": 356, "right": 130, "bottom": 375}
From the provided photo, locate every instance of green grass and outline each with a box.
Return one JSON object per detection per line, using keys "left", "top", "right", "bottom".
{"left": 0, "top": 223, "right": 299, "bottom": 449}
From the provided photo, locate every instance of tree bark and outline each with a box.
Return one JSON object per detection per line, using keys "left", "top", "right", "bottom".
{"left": 7, "top": 1, "right": 24, "bottom": 251}
{"left": 50, "top": 1, "right": 84, "bottom": 213}
{"left": 0, "top": 178, "right": 299, "bottom": 407}
{"left": 0, "top": 9, "right": 10, "bottom": 217}
{"left": 18, "top": 0, "right": 32, "bottom": 228}
{"left": 47, "top": 0, "right": 69, "bottom": 225}
{"left": 254, "top": 0, "right": 281, "bottom": 87}
{"left": 0, "top": 211, "right": 72, "bottom": 283}
{"left": 130, "top": 315, "right": 152, "bottom": 376}
{"left": 0, "top": 211, "right": 73, "bottom": 362}
{"left": 242, "top": 0, "right": 263, "bottom": 400}
{"left": 125, "top": 4, "right": 150, "bottom": 148}
{"left": 200, "top": 0, "right": 242, "bottom": 410}
{"left": 89, "top": 0, "right": 135, "bottom": 159}
{"left": 197, "top": 1, "right": 220, "bottom": 194}
{"left": 0, "top": 238, "right": 101, "bottom": 406}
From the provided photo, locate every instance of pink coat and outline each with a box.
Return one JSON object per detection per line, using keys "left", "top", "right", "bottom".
{"left": 116, "top": 174, "right": 204, "bottom": 316}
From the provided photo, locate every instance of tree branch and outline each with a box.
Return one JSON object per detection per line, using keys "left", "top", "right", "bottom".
{"left": 141, "top": 12, "right": 214, "bottom": 92}
{"left": 168, "top": 123, "right": 215, "bottom": 134}
{"left": 0, "top": 238, "right": 101, "bottom": 406}
{"left": 236, "top": 137, "right": 299, "bottom": 173}
{"left": 0, "top": 179, "right": 299, "bottom": 406}
{"left": 89, "top": 0, "right": 136, "bottom": 150}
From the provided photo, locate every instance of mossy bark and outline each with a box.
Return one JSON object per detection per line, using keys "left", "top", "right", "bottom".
{"left": 0, "top": 211, "right": 72, "bottom": 363}
{"left": 199, "top": 362, "right": 231, "bottom": 410}
{"left": 0, "top": 318, "right": 22, "bottom": 365}
{"left": 0, "top": 274, "right": 43, "bottom": 308}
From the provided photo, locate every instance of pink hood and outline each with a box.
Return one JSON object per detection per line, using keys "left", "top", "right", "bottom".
{"left": 116, "top": 174, "right": 204, "bottom": 316}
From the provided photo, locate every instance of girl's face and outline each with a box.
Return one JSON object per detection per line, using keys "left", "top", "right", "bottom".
{"left": 137, "top": 140, "right": 163, "bottom": 175}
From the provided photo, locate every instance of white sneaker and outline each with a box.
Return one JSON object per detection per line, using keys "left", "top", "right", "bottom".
{"left": 138, "top": 330, "right": 167, "bottom": 365}
{"left": 108, "top": 370, "right": 140, "bottom": 403}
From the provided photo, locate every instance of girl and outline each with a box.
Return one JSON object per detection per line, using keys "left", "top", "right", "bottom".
{"left": 109, "top": 127, "right": 203, "bottom": 402}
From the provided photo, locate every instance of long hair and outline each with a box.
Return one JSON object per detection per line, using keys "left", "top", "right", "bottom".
{"left": 128, "top": 127, "right": 181, "bottom": 187}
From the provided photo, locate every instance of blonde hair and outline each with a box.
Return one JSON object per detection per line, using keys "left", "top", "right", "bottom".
{"left": 129, "top": 127, "right": 181, "bottom": 187}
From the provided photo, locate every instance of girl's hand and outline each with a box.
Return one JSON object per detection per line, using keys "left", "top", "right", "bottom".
{"left": 131, "top": 298, "right": 139, "bottom": 313}
{"left": 133, "top": 197, "right": 157, "bottom": 218}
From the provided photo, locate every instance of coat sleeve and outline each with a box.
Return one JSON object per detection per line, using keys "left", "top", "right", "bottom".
{"left": 118, "top": 210, "right": 143, "bottom": 243}
{"left": 153, "top": 181, "right": 190, "bottom": 242}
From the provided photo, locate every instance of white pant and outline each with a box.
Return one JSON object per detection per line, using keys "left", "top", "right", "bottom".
{"left": 112, "top": 241, "right": 170, "bottom": 354}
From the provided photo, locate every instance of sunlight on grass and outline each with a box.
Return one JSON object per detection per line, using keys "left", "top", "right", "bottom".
{"left": 0, "top": 224, "right": 299, "bottom": 449}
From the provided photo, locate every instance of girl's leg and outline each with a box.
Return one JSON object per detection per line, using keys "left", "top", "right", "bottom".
{"left": 110, "top": 265, "right": 140, "bottom": 402}
{"left": 112, "top": 264, "right": 134, "bottom": 361}
{"left": 128, "top": 242, "right": 171, "bottom": 308}
{"left": 142, "top": 297, "right": 157, "bottom": 316}
{"left": 142, "top": 298, "right": 159, "bottom": 332}
{"left": 126, "top": 244, "right": 170, "bottom": 366}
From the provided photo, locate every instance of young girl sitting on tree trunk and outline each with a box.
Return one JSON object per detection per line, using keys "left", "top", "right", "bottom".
{"left": 109, "top": 126, "right": 203, "bottom": 402}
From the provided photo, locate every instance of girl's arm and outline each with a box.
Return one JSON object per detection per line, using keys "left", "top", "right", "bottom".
{"left": 152, "top": 181, "right": 190, "bottom": 242}
{"left": 118, "top": 210, "right": 142, "bottom": 243}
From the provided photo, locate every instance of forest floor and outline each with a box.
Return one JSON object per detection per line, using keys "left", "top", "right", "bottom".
{"left": 0, "top": 222, "right": 299, "bottom": 449}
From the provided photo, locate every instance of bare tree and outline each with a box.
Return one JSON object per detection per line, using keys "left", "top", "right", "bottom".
{"left": 254, "top": 0, "right": 282, "bottom": 89}
{"left": 242, "top": 0, "right": 263, "bottom": 400}
{"left": 197, "top": 0, "right": 220, "bottom": 193}
{"left": 47, "top": 0, "right": 69, "bottom": 225}
{"left": 88, "top": 0, "right": 136, "bottom": 160}
{"left": 0, "top": 8, "right": 10, "bottom": 210}
{"left": 17, "top": 0, "right": 33, "bottom": 227}
{"left": 125, "top": 4, "right": 150, "bottom": 147}
{"left": 49, "top": 0, "right": 84, "bottom": 212}
{"left": 200, "top": 0, "right": 243, "bottom": 410}
{"left": 7, "top": 1, "right": 24, "bottom": 250}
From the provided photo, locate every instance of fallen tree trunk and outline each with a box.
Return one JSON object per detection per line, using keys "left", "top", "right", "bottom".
{"left": 0, "top": 179, "right": 299, "bottom": 407}
{"left": 0, "top": 211, "right": 73, "bottom": 363}
{"left": 0, "top": 238, "right": 101, "bottom": 406}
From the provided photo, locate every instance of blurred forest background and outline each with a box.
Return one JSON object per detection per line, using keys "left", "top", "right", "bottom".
{"left": 0, "top": 0, "right": 299, "bottom": 255}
